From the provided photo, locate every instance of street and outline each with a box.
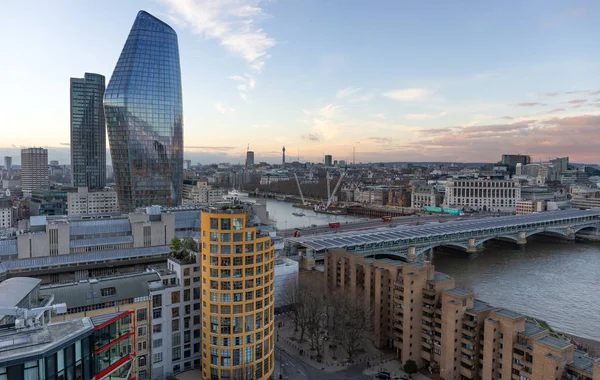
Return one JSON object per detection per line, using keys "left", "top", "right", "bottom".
{"left": 274, "top": 345, "right": 372, "bottom": 380}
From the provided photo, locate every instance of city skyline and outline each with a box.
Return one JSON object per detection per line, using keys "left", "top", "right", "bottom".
{"left": 1, "top": 1, "right": 600, "bottom": 164}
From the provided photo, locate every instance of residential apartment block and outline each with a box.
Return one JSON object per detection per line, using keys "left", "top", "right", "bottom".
{"left": 67, "top": 187, "right": 119, "bottom": 215}
{"left": 182, "top": 179, "right": 228, "bottom": 206}
{"left": 20, "top": 148, "right": 49, "bottom": 193}
{"left": 324, "top": 249, "right": 600, "bottom": 380}
{"left": 411, "top": 184, "right": 443, "bottom": 209}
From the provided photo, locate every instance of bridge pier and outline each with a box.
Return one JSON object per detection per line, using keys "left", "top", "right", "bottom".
{"left": 517, "top": 231, "right": 527, "bottom": 245}
{"left": 407, "top": 247, "right": 417, "bottom": 262}
{"left": 567, "top": 227, "right": 575, "bottom": 241}
{"left": 466, "top": 238, "right": 477, "bottom": 254}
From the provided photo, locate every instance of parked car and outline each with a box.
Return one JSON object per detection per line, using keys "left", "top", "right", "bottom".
{"left": 375, "top": 372, "right": 391, "bottom": 380}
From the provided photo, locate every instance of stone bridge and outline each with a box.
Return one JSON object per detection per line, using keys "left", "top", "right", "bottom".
{"left": 284, "top": 209, "right": 600, "bottom": 263}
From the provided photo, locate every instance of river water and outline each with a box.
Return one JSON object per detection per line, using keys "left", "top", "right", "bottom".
{"left": 433, "top": 238, "right": 600, "bottom": 341}
{"left": 264, "top": 199, "right": 600, "bottom": 341}
{"left": 263, "top": 199, "right": 362, "bottom": 230}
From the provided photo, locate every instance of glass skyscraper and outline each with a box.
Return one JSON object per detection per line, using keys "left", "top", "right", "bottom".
{"left": 104, "top": 10, "right": 183, "bottom": 212}
{"left": 70, "top": 73, "right": 106, "bottom": 189}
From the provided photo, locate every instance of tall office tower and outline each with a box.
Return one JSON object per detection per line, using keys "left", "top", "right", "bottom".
{"left": 201, "top": 207, "right": 275, "bottom": 380}
{"left": 3, "top": 156, "right": 11, "bottom": 170}
{"left": 246, "top": 151, "right": 255, "bottom": 167}
{"left": 21, "top": 148, "right": 48, "bottom": 192}
{"left": 282, "top": 146, "right": 285, "bottom": 165}
{"left": 104, "top": 11, "right": 183, "bottom": 212}
{"left": 324, "top": 154, "right": 333, "bottom": 166}
{"left": 70, "top": 73, "right": 106, "bottom": 189}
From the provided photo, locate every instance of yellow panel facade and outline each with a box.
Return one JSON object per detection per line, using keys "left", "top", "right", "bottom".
{"left": 201, "top": 209, "right": 275, "bottom": 380}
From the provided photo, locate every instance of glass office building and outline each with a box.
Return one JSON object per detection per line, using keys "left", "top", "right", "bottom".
{"left": 104, "top": 11, "right": 183, "bottom": 212}
{"left": 70, "top": 73, "right": 106, "bottom": 190}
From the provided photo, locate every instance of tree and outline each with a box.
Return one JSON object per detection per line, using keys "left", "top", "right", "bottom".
{"left": 182, "top": 237, "right": 198, "bottom": 252}
{"left": 332, "top": 291, "right": 373, "bottom": 363}
{"left": 169, "top": 237, "right": 192, "bottom": 261}
{"left": 404, "top": 359, "right": 418, "bottom": 376}
{"left": 170, "top": 237, "right": 182, "bottom": 252}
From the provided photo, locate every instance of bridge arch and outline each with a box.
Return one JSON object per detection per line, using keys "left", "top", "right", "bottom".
{"left": 573, "top": 225, "right": 599, "bottom": 234}
{"left": 415, "top": 242, "right": 469, "bottom": 256}
{"left": 475, "top": 235, "right": 519, "bottom": 247}
{"left": 526, "top": 229, "right": 569, "bottom": 239}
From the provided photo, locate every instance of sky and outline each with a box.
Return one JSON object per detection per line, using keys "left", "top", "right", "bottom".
{"left": 1, "top": 0, "right": 600, "bottom": 165}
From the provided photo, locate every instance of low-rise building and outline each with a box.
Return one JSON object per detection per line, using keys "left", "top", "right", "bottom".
{"left": 260, "top": 172, "right": 290, "bottom": 185}
{"left": 182, "top": 180, "right": 227, "bottom": 205}
{"left": 411, "top": 184, "right": 443, "bottom": 209}
{"left": 324, "top": 249, "right": 600, "bottom": 380}
{"left": 67, "top": 187, "right": 119, "bottom": 215}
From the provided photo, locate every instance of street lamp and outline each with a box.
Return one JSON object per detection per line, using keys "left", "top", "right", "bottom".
{"left": 279, "top": 348, "right": 284, "bottom": 379}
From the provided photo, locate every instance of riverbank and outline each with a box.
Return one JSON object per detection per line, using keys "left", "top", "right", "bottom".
{"left": 568, "top": 333, "right": 600, "bottom": 357}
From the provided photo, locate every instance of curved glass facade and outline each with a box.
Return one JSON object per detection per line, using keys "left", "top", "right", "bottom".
{"left": 104, "top": 11, "right": 183, "bottom": 212}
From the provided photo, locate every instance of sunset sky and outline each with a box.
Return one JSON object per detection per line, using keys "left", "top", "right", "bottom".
{"left": 1, "top": 0, "right": 599, "bottom": 165}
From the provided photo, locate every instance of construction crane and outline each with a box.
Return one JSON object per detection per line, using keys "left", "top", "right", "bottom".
{"left": 326, "top": 171, "right": 331, "bottom": 203}
{"left": 293, "top": 173, "right": 306, "bottom": 205}
{"left": 326, "top": 172, "right": 346, "bottom": 209}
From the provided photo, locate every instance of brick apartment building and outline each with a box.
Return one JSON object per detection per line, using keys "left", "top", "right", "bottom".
{"left": 324, "top": 249, "right": 600, "bottom": 380}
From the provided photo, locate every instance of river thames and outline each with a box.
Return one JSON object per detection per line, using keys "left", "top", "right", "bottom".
{"left": 264, "top": 199, "right": 600, "bottom": 342}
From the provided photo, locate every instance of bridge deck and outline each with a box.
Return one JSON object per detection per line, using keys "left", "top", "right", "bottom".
{"left": 286, "top": 209, "right": 600, "bottom": 251}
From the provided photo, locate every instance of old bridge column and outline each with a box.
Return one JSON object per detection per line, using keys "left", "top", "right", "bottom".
{"left": 567, "top": 227, "right": 575, "bottom": 240}
{"left": 407, "top": 247, "right": 416, "bottom": 262}
{"left": 517, "top": 231, "right": 527, "bottom": 245}
{"left": 466, "top": 238, "right": 477, "bottom": 253}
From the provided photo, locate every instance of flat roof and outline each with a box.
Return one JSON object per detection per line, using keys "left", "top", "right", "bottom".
{"left": 0, "top": 318, "right": 93, "bottom": 365}
{"left": 0, "top": 277, "right": 41, "bottom": 307}
{"left": 446, "top": 288, "right": 471, "bottom": 297}
{"left": 90, "top": 311, "right": 130, "bottom": 327}
{"left": 40, "top": 272, "right": 160, "bottom": 310}
{"left": 286, "top": 209, "right": 600, "bottom": 251}
{"left": 493, "top": 308, "right": 524, "bottom": 320}
{"left": 537, "top": 335, "right": 573, "bottom": 350}
{"left": 468, "top": 299, "right": 494, "bottom": 314}
{"left": 568, "top": 350, "right": 595, "bottom": 375}
{"left": 521, "top": 320, "right": 547, "bottom": 337}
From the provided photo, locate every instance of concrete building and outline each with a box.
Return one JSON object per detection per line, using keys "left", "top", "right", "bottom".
{"left": 411, "top": 184, "right": 443, "bottom": 209}
{"left": 515, "top": 200, "right": 546, "bottom": 214}
{"left": 325, "top": 155, "right": 333, "bottom": 167}
{"left": 200, "top": 206, "right": 275, "bottom": 380}
{"left": 3, "top": 156, "right": 11, "bottom": 170}
{"left": 444, "top": 178, "right": 521, "bottom": 213}
{"left": 501, "top": 154, "right": 531, "bottom": 174}
{"left": 259, "top": 172, "right": 289, "bottom": 185}
{"left": 182, "top": 180, "right": 228, "bottom": 205}
{"left": 324, "top": 249, "right": 600, "bottom": 380}
{"left": 20, "top": 148, "right": 49, "bottom": 193}
{"left": 67, "top": 187, "right": 119, "bottom": 215}
{"left": 0, "top": 199, "right": 12, "bottom": 229}
{"left": 273, "top": 257, "right": 299, "bottom": 314}
{"left": 246, "top": 151, "right": 255, "bottom": 167}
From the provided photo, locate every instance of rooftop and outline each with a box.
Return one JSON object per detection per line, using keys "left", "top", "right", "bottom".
{"left": 468, "top": 299, "right": 494, "bottom": 314}
{"left": 521, "top": 320, "right": 547, "bottom": 337}
{"left": 493, "top": 308, "right": 524, "bottom": 320}
{"left": 0, "top": 277, "right": 41, "bottom": 308}
{"left": 446, "top": 288, "right": 471, "bottom": 298}
{"left": 0, "top": 318, "right": 93, "bottom": 365}
{"left": 89, "top": 311, "right": 130, "bottom": 327}
{"left": 431, "top": 272, "right": 452, "bottom": 283}
{"left": 537, "top": 335, "right": 573, "bottom": 350}
{"left": 40, "top": 272, "right": 160, "bottom": 310}
{"left": 568, "top": 350, "right": 596, "bottom": 375}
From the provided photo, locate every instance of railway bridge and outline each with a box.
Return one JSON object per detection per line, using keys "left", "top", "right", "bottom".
{"left": 284, "top": 209, "right": 600, "bottom": 265}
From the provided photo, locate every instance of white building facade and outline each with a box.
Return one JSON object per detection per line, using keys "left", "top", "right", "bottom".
{"left": 67, "top": 187, "right": 119, "bottom": 215}
{"left": 0, "top": 205, "right": 12, "bottom": 229}
{"left": 411, "top": 184, "right": 442, "bottom": 209}
{"left": 444, "top": 179, "right": 521, "bottom": 213}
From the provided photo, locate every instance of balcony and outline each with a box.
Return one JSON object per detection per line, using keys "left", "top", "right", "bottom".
{"left": 394, "top": 288, "right": 404, "bottom": 296}
{"left": 423, "top": 287, "right": 436, "bottom": 296}
{"left": 463, "top": 328, "right": 477, "bottom": 337}
{"left": 461, "top": 355, "right": 474, "bottom": 366}
{"left": 434, "top": 316, "right": 442, "bottom": 324}
{"left": 512, "top": 374, "right": 520, "bottom": 380}
{"left": 463, "top": 317, "right": 477, "bottom": 328}
{"left": 434, "top": 324, "right": 442, "bottom": 333}
{"left": 461, "top": 345, "right": 475, "bottom": 355}
{"left": 520, "top": 368, "right": 533, "bottom": 378}
{"left": 459, "top": 365, "right": 474, "bottom": 378}
{"left": 421, "top": 349, "right": 433, "bottom": 360}
{"left": 421, "top": 340, "right": 432, "bottom": 349}
{"left": 423, "top": 296, "right": 436, "bottom": 305}
{"left": 394, "top": 312, "right": 404, "bottom": 320}
{"left": 513, "top": 352, "right": 524, "bottom": 361}
{"left": 422, "top": 314, "right": 433, "bottom": 324}
{"left": 461, "top": 337, "right": 475, "bottom": 346}
{"left": 513, "top": 361, "right": 523, "bottom": 371}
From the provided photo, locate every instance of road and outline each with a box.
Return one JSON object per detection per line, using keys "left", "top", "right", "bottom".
{"left": 279, "top": 214, "right": 475, "bottom": 237}
{"left": 274, "top": 345, "right": 372, "bottom": 380}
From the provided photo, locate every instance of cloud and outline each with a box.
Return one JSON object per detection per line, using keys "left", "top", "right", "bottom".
{"left": 383, "top": 88, "right": 432, "bottom": 101}
{"left": 568, "top": 99, "right": 586, "bottom": 104}
{"left": 410, "top": 114, "right": 600, "bottom": 162}
{"left": 229, "top": 73, "right": 256, "bottom": 100}
{"left": 500, "top": 116, "right": 514, "bottom": 120}
{"left": 366, "top": 137, "right": 393, "bottom": 144}
{"left": 336, "top": 87, "right": 361, "bottom": 99}
{"left": 214, "top": 102, "right": 235, "bottom": 114}
{"left": 515, "top": 102, "right": 545, "bottom": 107}
{"left": 163, "top": 0, "right": 275, "bottom": 72}
{"left": 547, "top": 108, "right": 566, "bottom": 113}
{"left": 59, "top": 143, "right": 70, "bottom": 146}
{"left": 301, "top": 133, "right": 321, "bottom": 142}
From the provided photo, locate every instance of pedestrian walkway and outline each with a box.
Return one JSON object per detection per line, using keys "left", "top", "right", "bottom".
{"left": 275, "top": 315, "right": 394, "bottom": 373}
{"left": 363, "top": 359, "right": 430, "bottom": 380}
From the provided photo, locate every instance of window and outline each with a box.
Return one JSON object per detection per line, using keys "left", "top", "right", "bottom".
{"left": 245, "top": 231, "right": 254, "bottom": 241}
{"left": 153, "top": 352, "right": 163, "bottom": 364}
{"left": 210, "top": 232, "right": 218, "bottom": 242}
{"left": 153, "top": 338, "right": 163, "bottom": 348}
{"left": 138, "top": 326, "right": 147, "bottom": 337}
{"left": 153, "top": 323, "right": 162, "bottom": 333}
{"left": 153, "top": 308, "right": 162, "bottom": 319}
{"left": 137, "top": 308, "right": 147, "bottom": 322}
{"left": 138, "top": 355, "right": 147, "bottom": 367}
{"left": 221, "top": 218, "right": 231, "bottom": 230}
{"left": 221, "top": 233, "right": 231, "bottom": 242}
{"left": 233, "top": 218, "right": 243, "bottom": 230}
{"left": 210, "top": 218, "right": 218, "bottom": 229}
{"left": 101, "top": 287, "right": 116, "bottom": 296}
{"left": 172, "top": 307, "right": 180, "bottom": 318}
{"left": 152, "top": 294, "right": 162, "bottom": 307}
{"left": 173, "top": 347, "right": 182, "bottom": 361}
{"left": 172, "top": 291, "right": 180, "bottom": 304}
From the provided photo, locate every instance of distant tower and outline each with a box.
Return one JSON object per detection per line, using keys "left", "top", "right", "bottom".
{"left": 3, "top": 156, "right": 11, "bottom": 170}
{"left": 282, "top": 146, "right": 286, "bottom": 165}
{"left": 246, "top": 150, "right": 254, "bottom": 167}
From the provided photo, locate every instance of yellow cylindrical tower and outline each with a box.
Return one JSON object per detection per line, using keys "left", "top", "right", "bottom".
{"left": 201, "top": 207, "right": 275, "bottom": 379}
